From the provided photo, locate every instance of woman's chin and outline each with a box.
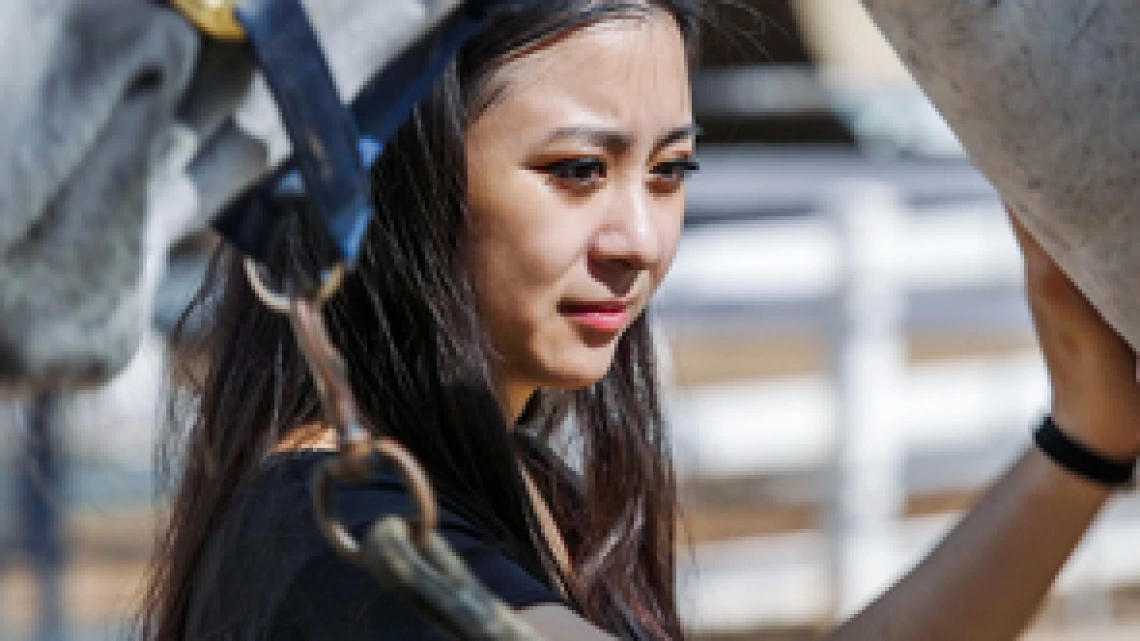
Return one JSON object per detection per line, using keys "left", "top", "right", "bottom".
{"left": 535, "top": 348, "right": 620, "bottom": 390}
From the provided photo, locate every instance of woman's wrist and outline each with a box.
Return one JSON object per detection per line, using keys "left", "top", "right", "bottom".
{"left": 1035, "top": 414, "right": 1138, "bottom": 488}
{"left": 1051, "top": 405, "right": 1140, "bottom": 463}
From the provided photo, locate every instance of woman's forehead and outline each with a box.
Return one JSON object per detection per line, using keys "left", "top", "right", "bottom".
{"left": 477, "top": 12, "right": 692, "bottom": 136}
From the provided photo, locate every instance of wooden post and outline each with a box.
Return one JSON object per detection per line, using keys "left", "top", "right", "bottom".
{"left": 826, "top": 180, "right": 908, "bottom": 618}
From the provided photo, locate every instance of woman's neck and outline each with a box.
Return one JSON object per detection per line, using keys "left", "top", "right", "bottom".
{"left": 271, "top": 422, "right": 338, "bottom": 453}
{"left": 504, "top": 382, "right": 538, "bottom": 427}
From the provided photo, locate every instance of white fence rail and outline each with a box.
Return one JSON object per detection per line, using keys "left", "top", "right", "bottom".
{"left": 680, "top": 503, "right": 1140, "bottom": 632}
{"left": 661, "top": 181, "right": 1140, "bottom": 631}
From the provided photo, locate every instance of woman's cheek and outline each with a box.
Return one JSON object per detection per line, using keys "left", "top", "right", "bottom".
{"left": 652, "top": 211, "right": 685, "bottom": 286}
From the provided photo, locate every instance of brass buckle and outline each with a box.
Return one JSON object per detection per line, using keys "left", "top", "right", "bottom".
{"left": 169, "top": 0, "right": 246, "bottom": 41}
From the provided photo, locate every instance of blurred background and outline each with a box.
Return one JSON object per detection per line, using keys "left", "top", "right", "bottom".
{"left": 4, "top": 1, "right": 1140, "bottom": 639}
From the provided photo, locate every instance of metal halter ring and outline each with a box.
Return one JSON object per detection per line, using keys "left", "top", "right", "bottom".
{"left": 243, "top": 257, "right": 345, "bottom": 315}
{"left": 312, "top": 437, "right": 440, "bottom": 557}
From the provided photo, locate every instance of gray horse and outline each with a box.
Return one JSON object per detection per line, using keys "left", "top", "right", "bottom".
{"left": 0, "top": 0, "right": 464, "bottom": 396}
{"left": 0, "top": 1, "right": 197, "bottom": 393}
{"left": 863, "top": 0, "right": 1140, "bottom": 353}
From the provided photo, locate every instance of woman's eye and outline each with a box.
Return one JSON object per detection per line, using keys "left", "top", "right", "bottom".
{"left": 651, "top": 157, "right": 701, "bottom": 183}
{"left": 541, "top": 158, "right": 607, "bottom": 187}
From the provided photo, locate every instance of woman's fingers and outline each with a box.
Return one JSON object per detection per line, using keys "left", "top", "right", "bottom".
{"left": 1009, "top": 210, "right": 1101, "bottom": 329}
{"left": 1006, "top": 205, "right": 1140, "bottom": 460}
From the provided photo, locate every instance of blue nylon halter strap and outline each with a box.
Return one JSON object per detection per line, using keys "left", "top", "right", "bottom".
{"left": 209, "top": 0, "right": 531, "bottom": 279}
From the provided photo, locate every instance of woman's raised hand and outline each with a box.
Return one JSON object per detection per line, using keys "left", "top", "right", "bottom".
{"left": 830, "top": 209, "right": 1139, "bottom": 641}
{"left": 1008, "top": 205, "right": 1140, "bottom": 463}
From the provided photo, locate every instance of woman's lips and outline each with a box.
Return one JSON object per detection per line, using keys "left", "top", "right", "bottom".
{"left": 559, "top": 302, "right": 630, "bottom": 333}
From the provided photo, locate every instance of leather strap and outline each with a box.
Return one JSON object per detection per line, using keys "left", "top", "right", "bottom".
{"left": 217, "top": 0, "right": 368, "bottom": 269}
{"left": 209, "top": 1, "right": 530, "bottom": 273}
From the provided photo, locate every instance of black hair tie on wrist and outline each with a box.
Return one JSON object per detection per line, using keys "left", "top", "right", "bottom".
{"left": 1034, "top": 415, "right": 1136, "bottom": 488}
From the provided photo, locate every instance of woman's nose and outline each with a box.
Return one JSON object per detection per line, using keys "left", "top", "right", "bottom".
{"left": 592, "top": 183, "right": 663, "bottom": 269}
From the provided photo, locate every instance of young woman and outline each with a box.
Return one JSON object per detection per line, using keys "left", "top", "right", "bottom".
{"left": 139, "top": 1, "right": 1140, "bottom": 639}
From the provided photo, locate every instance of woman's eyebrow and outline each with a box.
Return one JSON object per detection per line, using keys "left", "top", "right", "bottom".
{"left": 653, "top": 123, "right": 702, "bottom": 153}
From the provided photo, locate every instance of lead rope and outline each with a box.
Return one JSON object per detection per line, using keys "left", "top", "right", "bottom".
{"left": 264, "top": 289, "right": 542, "bottom": 641}
{"left": 169, "top": 1, "right": 544, "bottom": 638}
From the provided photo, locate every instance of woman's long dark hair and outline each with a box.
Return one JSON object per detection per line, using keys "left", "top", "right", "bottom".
{"left": 139, "top": 2, "right": 706, "bottom": 639}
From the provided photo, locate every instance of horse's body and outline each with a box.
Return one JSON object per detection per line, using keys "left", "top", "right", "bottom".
{"left": 863, "top": 0, "right": 1140, "bottom": 351}
{"left": 0, "top": 0, "right": 465, "bottom": 396}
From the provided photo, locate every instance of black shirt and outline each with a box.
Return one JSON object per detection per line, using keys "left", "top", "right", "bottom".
{"left": 184, "top": 450, "right": 565, "bottom": 640}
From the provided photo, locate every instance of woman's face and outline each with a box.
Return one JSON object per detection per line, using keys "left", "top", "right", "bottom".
{"left": 464, "top": 10, "right": 694, "bottom": 412}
